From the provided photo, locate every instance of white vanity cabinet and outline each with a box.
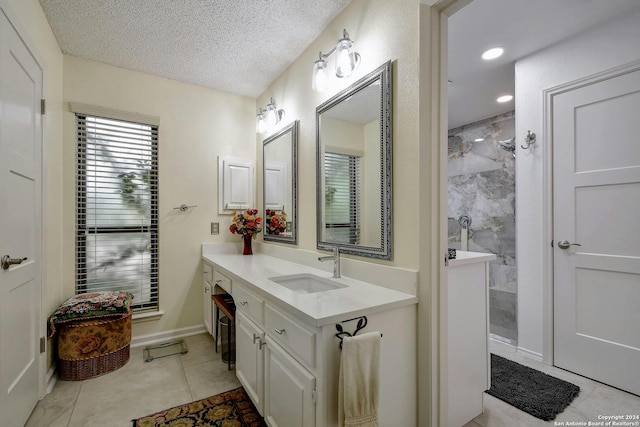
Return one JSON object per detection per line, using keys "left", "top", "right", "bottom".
{"left": 447, "top": 251, "right": 496, "bottom": 427}
{"left": 234, "top": 282, "right": 317, "bottom": 427}
{"left": 203, "top": 263, "right": 214, "bottom": 335}
{"left": 203, "top": 261, "right": 234, "bottom": 341}
{"left": 202, "top": 248, "right": 418, "bottom": 427}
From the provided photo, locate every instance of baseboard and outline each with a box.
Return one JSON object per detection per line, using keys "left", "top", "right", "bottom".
{"left": 130, "top": 324, "right": 208, "bottom": 348}
{"left": 489, "top": 334, "right": 516, "bottom": 347}
{"left": 516, "top": 345, "right": 543, "bottom": 361}
{"left": 45, "top": 366, "right": 57, "bottom": 394}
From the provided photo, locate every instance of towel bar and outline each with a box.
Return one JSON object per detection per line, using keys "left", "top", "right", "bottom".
{"left": 335, "top": 316, "right": 382, "bottom": 349}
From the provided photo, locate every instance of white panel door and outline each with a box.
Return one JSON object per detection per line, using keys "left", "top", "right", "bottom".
{"left": 0, "top": 9, "right": 43, "bottom": 426}
{"left": 264, "top": 336, "right": 315, "bottom": 427}
{"left": 236, "top": 311, "right": 264, "bottom": 414}
{"left": 553, "top": 67, "right": 640, "bottom": 395}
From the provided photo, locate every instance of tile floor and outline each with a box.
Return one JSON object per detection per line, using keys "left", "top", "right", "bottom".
{"left": 466, "top": 340, "right": 640, "bottom": 427}
{"left": 26, "top": 333, "right": 240, "bottom": 427}
{"left": 26, "top": 334, "right": 639, "bottom": 426}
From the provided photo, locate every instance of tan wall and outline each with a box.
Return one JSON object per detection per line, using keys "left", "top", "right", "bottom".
{"left": 256, "top": 0, "right": 421, "bottom": 269}
{"left": 9, "top": 0, "right": 425, "bottom": 389}
{"left": 62, "top": 56, "right": 256, "bottom": 338}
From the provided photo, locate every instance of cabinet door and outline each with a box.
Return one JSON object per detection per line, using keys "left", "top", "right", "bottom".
{"left": 264, "top": 337, "right": 316, "bottom": 427}
{"left": 236, "top": 311, "right": 264, "bottom": 414}
{"left": 218, "top": 156, "right": 254, "bottom": 214}
{"left": 203, "top": 283, "right": 212, "bottom": 335}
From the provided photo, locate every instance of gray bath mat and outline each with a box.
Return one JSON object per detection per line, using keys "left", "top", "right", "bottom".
{"left": 487, "top": 353, "right": 580, "bottom": 421}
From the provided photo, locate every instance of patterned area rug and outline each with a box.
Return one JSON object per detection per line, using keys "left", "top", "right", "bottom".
{"left": 132, "top": 387, "right": 266, "bottom": 427}
{"left": 487, "top": 353, "right": 580, "bottom": 421}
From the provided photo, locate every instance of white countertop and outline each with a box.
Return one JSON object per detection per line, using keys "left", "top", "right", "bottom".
{"left": 202, "top": 249, "right": 417, "bottom": 328}
{"left": 448, "top": 250, "right": 496, "bottom": 267}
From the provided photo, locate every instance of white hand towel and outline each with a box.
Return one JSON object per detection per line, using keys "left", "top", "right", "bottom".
{"left": 338, "top": 331, "right": 381, "bottom": 427}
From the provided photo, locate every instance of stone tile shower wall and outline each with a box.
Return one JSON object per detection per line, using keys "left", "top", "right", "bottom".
{"left": 448, "top": 111, "right": 517, "bottom": 344}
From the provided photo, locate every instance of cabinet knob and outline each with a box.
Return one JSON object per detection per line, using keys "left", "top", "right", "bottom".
{"left": 253, "top": 334, "right": 261, "bottom": 344}
{"left": 274, "top": 328, "right": 286, "bottom": 335}
{"left": 239, "top": 301, "right": 248, "bottom": 307}
{"left": 259, "top": 340, "right": 267, "bottom": 349}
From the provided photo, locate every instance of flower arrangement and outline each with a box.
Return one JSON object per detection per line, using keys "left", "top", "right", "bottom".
{"left": 265, "top": 209, "right": 287, "bottom": 235}
{"left": 229, "top": 209, "right": 262, "bottom": 237}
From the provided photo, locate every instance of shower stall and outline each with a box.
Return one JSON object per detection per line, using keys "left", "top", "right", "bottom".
{"left": 447, "top": 111, "right": 517, "bottom": 345}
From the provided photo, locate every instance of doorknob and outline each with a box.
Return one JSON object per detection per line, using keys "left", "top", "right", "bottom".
{"left": 1, "top": 255, "right": 27, "bottom": 270}
{"left": 557, "top": 240, "right": 581, "bottom": 250}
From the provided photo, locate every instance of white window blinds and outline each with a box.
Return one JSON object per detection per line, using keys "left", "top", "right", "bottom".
{"left": 76, "top": 114, "right": 159, "bottom": 312}
{"left": 324, "top": 152, "right": 361, "bottom": 244}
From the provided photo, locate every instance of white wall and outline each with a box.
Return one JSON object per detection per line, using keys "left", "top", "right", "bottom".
{"left": 255, "top": 0, "right": 420, "bottom": 270}
{"left": 515, "top": 9, "right": 640, "bottom": 358}
{"left": 62, "top": 56, "right": 256, "bottom": 339}
{"left": 3, "top": 0, "right": 64, "bottom": 375}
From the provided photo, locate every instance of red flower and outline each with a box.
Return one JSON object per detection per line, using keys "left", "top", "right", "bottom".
{"left": 229, "top": 209, "right": 262, "bottom": 236}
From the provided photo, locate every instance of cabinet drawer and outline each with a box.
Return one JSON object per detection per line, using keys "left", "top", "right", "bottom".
{"left": 213, "top": 270, "right": 232, "bottom": 294}
{"left": 265, "top": 304, "right": 316, "bottom": 368}
{"left": 233, "top": 284, "right": 264, "bottom": 325}
{"left": 203, "top": 263, "right": 213, "bottom": 285}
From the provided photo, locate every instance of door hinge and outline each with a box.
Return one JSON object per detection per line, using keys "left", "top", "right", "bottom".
{"left": 40, "top": 336, "right": 46, "bottom": 353}
{"left": 312, "top": 387, "right": 317, "bottom": 405}
{"left": 41, "top": 99, "right": 46, "bottom": 115}
{"left": 444, "top": 254, "right": 449, "bottom": 267}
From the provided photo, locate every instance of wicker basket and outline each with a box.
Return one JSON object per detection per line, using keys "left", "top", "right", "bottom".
{"left": 57, "top": 310, "right": 132, "bottom": 380}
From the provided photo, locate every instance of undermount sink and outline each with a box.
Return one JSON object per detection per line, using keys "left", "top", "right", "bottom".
{"left": 269, "top": 273, "right": 347, "bottom": 294}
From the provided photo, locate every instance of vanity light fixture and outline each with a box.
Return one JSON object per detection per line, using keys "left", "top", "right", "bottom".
{"left": 256, "top": 97, "right": 285, "bottom": 134}
{"left": 312, "top": 29, "right": 361, "bottom": 92}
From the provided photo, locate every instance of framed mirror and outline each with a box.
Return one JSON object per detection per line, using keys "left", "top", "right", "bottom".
{"left": 263, "top": 120, "right": 298, "bottom": 244}
{"left": 316, "top": 61, "right": 392, "bottom": 260}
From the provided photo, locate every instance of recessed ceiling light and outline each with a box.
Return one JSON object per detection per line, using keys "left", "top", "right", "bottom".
{"left": 481, "top": 47, "right": 504, "bottom": 60}
{"left": 497, "top": 95, "right": 513, "bottom": 103}
{"left": 474, "top": 138, "right": 484, "bottom": 142}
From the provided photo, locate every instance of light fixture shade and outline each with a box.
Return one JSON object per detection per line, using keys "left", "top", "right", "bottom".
{"left": 266, "top": 101, "right": 278, "bottom": 127}
{"left": 312, "top": 59, "right": 329, "bottom": 92}
{"left": 335, "top": 38, "right": 360, "bottom": 78}
{"left": 256, "top": 110, "right": 267, "bottom": 134}
{"left": 256, "top": 112, "right": 267, "bottom": 134}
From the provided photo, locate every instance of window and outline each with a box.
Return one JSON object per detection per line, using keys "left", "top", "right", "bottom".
{"left": 324, "top": 152, "right": 360, "bottom": 244}
{"left": 76, "top": 114, "right": 159, "bottom": 312}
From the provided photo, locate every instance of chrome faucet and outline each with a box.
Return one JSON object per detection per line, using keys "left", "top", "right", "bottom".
{"left": 318, "top": 247, "right": 341, "bottom": 279}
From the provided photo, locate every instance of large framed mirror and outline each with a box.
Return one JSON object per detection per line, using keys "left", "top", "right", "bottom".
{"left": 316, "top": 61, "right": 392, "bottom": 260}
{"left": 263, "top": 120, "right": 298, "bottom": 244}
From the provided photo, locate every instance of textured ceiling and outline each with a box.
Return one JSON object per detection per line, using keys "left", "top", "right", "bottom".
{"left": 39, "top": 0, "right": 352, "bottom": 98}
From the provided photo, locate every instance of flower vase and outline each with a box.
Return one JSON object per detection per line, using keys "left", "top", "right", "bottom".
{"left": 243, "top": 234, "right": 253, "bottom": 255}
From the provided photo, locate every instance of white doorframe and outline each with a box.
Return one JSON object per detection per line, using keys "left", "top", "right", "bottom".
{"left": 421, "top": 1, "right": 472, "bottom": 426}
{"left": 542, "top": 59, "right": 640, "bottom": 365}
{"left": 0, "top": 0, "right": 47, "bottom": 398}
